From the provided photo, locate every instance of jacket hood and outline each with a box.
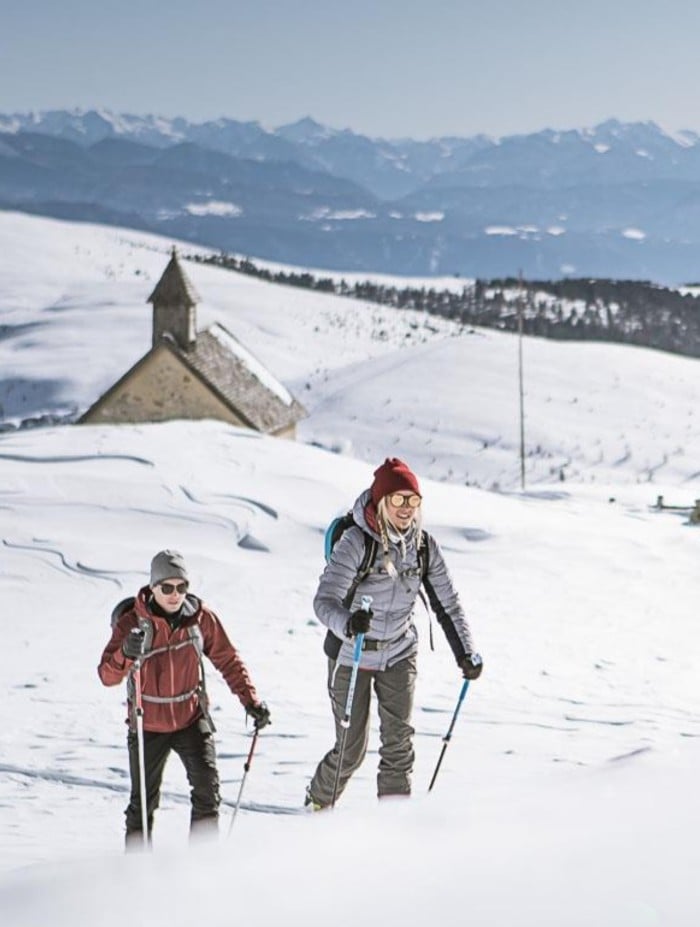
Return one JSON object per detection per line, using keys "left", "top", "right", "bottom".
{"left": 352, "top": 489, "right": 381, "bottom": 540}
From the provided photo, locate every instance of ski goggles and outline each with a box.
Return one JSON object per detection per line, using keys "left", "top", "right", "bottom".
{"left": 158, "top": 581, "right": 189, "bottom": 595}
{"left": 388, "top": 493, "right": 422, "bottom": 509}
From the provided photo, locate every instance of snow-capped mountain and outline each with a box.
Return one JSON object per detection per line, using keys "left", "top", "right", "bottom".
{"left": 0, "top": 108, "right": 495, "bottom": 195}
{"left": 5, "top": 110, "right": 700, "bottom": 279}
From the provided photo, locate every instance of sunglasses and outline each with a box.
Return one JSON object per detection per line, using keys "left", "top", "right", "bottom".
{"left": 388, "top": 493, "right": 422, "bottom": 509}
{"left": 158, "top": 581, "right": 188, "bottom": 595}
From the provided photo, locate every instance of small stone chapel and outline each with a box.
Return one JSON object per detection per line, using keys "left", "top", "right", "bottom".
{"left": 79, "top": 251, "right": 305, "bottom": 437}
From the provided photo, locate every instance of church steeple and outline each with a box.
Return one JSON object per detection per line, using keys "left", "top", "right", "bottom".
{"left": 147, "top": 248, "right": 199, "bottom": 350}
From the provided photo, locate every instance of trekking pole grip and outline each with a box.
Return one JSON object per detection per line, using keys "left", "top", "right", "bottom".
{"left": 343, "top": 594, "right": 373, "bottom": 722}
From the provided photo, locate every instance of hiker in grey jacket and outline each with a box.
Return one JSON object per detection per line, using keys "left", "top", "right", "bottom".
{"left": 306, "top": 458, "right": 482, "bottom": 809}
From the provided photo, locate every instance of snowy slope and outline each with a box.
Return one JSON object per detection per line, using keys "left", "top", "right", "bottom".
{"left": 0, "top": 421, "right": 699, "bottom": 922}
{"left": 0, "top": 211, "right": 459, "bottom": 423}
{"left": 2, "top": 211, "right": 700, "bottom": 492}
{"left": 1, "top": 211, "right": 700, "bottom": 924}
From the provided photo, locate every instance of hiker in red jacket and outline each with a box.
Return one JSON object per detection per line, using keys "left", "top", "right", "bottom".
{"left": 98, "top": 549, "right": 270, "bottom": 848}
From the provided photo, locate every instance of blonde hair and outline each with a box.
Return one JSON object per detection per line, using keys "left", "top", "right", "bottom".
{"left": 376, "top": 496, "right": 424, "bottom": 578}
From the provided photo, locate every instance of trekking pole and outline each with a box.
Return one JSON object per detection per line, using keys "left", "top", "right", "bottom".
{"left": 330, "top": 594, "right": 373, "bottom": 809}
{"left": 428, "top": 679, "right": 470, "bottom": 792}
{"left": 227, "top": 727, "right": 260, "bottom": 835}
{"left": 130, "top": 650, "right": 150, "bottom": 848}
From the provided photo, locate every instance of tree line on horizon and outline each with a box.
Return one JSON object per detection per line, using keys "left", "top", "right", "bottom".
{"left": 190, "top": 252, "right": 700, "bottom": 360}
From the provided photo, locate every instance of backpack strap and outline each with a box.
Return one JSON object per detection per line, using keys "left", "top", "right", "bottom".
{"left": 416, "top": 531, "right": 435, "bottom": 651}
{"left": 124, "top": 613, "right": 214, "bottom": 732}
{"left": 187, "top": 624, "right": 214, "bottom": 731}
{"left": 418, "top": 530, "right": 430, "bottom": 579}
{"left": 324, "top": 531, "right": 377, "bottom": 659}
{"left": 341, "top": 532, "right": 378, "bottom": 608}
{"left": 339, "top": 529, "right": 429, "bottom": 614}
{"left": 139, "top": 625, "right": 209, "bottom": 718}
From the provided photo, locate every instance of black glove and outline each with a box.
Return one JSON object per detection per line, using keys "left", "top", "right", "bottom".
{"left": 459, "top": 652, "right": 483, "bottom": 680}
{"left": 346, "top": 607, "right": 372, "bottom": 637}
{"left": 122, "top": 628, "right": 146, "bottom": 660}
{"left": 246, "top": 701, "right": 271, "bottom": 730}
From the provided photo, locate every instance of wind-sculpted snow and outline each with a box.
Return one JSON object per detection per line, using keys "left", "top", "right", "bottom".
{"left": 1, "top": 419, "right": 700, "bottom": 923}
{"left": 178, "top": 483, "right": 278, "bottom": 547}
{"left": 0, "top": 452, "right": 154, "bottom": 466}
{"left": 0, "top": 763, "right": 300, "bottom": 816}
{"left": 3, "top": 539, "right": 125, "bottom": 586}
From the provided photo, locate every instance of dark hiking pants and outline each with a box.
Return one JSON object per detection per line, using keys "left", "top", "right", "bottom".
{"left": 308, "top": 653, "right": 417, "bottom": 807}
{"left": 125, "top": 717, "right": 219, "bottom": 846}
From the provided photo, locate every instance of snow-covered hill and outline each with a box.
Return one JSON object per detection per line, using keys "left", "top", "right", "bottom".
{"left": 1, "top": 211, "right": 700, "bottom": 923}
{"left": 2, "top": 211, "right": 700, "bottom": 491}
{"left": 1, "top": 419, "right": 699, "bottom": 924}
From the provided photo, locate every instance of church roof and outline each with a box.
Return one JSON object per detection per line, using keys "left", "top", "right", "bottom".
{"left": 81, "top": 252, "right": 305, "bottom": 434}
{"left": 147, "top": 251, "right": 200, "bottom": 308}
{"left": 168, "top": 323, "right": 306, "bottom": 433}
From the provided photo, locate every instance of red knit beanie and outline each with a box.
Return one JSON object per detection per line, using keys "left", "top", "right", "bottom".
{"left": 370, "top": 458, "right": 421, "bottom": 507}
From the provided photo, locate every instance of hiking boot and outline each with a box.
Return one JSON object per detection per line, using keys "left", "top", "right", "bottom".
{"left": 304, "top": 789, "right": 325, "bottom": 812}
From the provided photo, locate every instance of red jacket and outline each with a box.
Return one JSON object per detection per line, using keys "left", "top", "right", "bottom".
{"left": 98, "top": 587, "right": 259, "bottom": 733}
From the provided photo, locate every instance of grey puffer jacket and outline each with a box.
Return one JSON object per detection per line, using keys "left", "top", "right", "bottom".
{"left": 314, "top": 490, "right": 475, "bottom": 670}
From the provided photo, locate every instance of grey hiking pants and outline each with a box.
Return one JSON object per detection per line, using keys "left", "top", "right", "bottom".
{"left": 308, "top": 653, "right": 417, "bottom": 807}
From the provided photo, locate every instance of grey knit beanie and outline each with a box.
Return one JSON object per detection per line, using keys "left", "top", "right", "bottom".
{"left": 150, "top": 549, "right": 189, "bottom": 587}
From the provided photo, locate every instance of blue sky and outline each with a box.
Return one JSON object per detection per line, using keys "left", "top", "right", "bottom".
{"left": 3, "top": 0, "right": 700, "bottom": 139}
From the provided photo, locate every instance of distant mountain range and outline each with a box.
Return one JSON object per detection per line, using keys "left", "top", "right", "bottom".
{"left": 4, "top": 109, "right": 700, "bottom": 281}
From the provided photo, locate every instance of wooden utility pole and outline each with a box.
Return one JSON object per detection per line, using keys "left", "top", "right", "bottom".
{"left": 518, "top": 271, "right": 526, "bottom": 490}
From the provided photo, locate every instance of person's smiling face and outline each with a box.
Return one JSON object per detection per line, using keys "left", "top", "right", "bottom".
{"left": 385, "top": 492, "right": 421, "bottom": 532}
